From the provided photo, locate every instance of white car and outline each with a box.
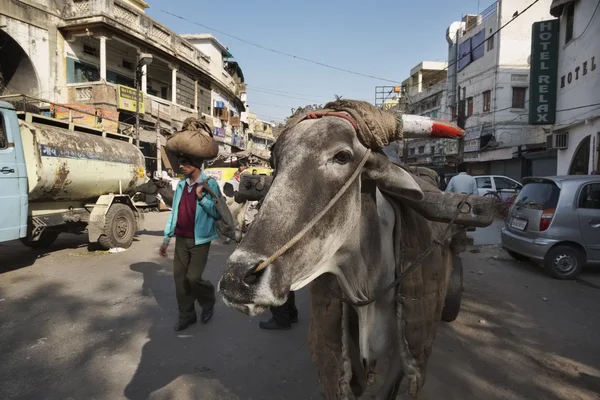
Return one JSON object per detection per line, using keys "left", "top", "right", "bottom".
{"left": 474, "top": 175, "right": 523, "bottom": 199}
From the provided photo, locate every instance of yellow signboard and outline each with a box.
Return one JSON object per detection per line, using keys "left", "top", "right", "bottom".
{"left": 117, "top": 84, "right": 145, "bottom": 113}
{"left": 50, "top": 104, "right": 119, "bottom": 132}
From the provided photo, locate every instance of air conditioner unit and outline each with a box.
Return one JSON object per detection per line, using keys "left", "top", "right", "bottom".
{"left": 546, "top": 132, "right": 568, "bottom": 149}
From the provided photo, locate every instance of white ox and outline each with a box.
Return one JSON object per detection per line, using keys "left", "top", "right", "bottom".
{"left": 218, "top": 103, "right": 464, "bottom": 399}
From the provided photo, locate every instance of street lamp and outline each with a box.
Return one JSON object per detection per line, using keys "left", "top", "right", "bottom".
{"left": 135, "top": 52, "right": 153, "bottom": 148}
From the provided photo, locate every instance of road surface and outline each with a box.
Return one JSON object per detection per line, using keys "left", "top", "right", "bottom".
{"left": 1, "top": 213, "right": 599, "bottom": 400}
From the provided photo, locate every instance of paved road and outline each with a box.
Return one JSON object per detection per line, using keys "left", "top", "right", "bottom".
{"left": 1, "top": 213, "right": 599, "bottom": 400}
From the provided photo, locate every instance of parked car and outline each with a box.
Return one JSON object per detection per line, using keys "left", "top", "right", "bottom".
{"left": 501, "top": 176, "right": 600, "bottom": 279}
{"left": 475, "top": 175, "right": 523, "bottom": 199}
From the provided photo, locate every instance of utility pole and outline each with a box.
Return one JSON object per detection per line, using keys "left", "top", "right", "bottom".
{"left": 457, "top": 85, "right": 467, "bottom": 163}
{"left": 454, "top": 26, "right": 467, "bottom": 172}
{"left": 134, "top": 53, "right": 153, "bottom": 149}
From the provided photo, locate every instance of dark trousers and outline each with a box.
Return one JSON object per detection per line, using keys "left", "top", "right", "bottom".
{"left": 270, "top": 291, "right": 298, "bottom": 326}
{"left": 173, "top": 237, "right": 215, "bottom": 321}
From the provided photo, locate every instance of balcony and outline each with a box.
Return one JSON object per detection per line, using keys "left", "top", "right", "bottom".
{"left": 60, "top": 0, "right": 210, "bottom": 75}
{"left": 409, "top": 80, "right": 446, "bottom": 106}
{"left": 65, "top": 81, "right": 197, "bottom": 128}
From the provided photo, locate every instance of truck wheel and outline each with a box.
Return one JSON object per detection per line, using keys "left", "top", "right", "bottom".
{"left": 20, "top": 230, "right": 59, "bottom": 249}
{"left": 441, "top": 255, "right": 463, "bottom": 323}
{"left": 98, "top": 204, "right": 136, "bottom": 250}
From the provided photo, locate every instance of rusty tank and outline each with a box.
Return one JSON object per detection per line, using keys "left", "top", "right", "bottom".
{"left": 19, "top": 119, "right": 146, "bottom": 202}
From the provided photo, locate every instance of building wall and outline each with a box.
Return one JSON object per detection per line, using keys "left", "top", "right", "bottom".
{"left": 553, "top": 0, "right": 600, "bottom": 174}
{"left": 452, "top": 0, "right": 552, "bottom": 166}
{"left": 498, "top": 0, "right": 553, "bottom": 66}
{"left": 0, "top": 3, "right": 60, "bottom": 100}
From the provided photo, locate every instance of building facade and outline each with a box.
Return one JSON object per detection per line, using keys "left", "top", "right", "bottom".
{"left": 0, "top": 0, "right": 247, "bottom": 173}
{"left": 248, "top": 117, "right": 275, "bottom": 159}
{"left": 548, "top": 0, "right": 600, "bottom": 175}
{"left": 182, "top": 34, "right": 247, "bottom": 155}
{"left": 446, "top": 0, "right": 557, "bottom": 180}
{"left": 402, "top": 61, "right": 460, "bottom": 173}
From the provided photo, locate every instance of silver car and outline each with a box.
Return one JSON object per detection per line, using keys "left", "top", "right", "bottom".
{"left": 501, "top": 176, "right": 600, "bottom": 279}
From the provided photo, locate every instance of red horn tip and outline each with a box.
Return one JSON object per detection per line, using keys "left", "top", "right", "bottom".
{"left": 430, "top": 120, "right": 465, "bottom": 139}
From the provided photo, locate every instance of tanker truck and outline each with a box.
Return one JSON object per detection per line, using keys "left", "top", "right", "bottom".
{"left": 0, "top": 100, "right": 147, "bottom": 249}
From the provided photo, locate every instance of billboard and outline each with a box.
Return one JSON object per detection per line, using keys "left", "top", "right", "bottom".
{"left": 117, "top": 84, "right": 145, "bottom": 113}
{"left": 529, "top": 19, "right": 560, "bottom": 125}
{"left": 50, "top": 104, "right": 119, "bottom": 132}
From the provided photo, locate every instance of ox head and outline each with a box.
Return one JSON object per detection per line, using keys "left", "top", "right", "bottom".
{"left": 218, "top": 103, "right": 463, "bottom": 315}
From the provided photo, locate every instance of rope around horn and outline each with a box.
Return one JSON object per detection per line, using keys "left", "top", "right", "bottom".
{"left": 251, "top": 149, "right": 372, "bottom": 274}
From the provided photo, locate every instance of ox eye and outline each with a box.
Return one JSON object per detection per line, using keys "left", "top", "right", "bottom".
{"left": 333, "top": 151, "right": 352, "bottom": 165}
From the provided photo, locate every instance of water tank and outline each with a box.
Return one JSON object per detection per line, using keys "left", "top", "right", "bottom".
{"left": 19, "top": 119, "right": 146, "bottom": 202}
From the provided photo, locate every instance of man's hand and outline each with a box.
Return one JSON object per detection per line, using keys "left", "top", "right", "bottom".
{"left": 159, "top": 242, "right": 169, "bottom": 258}
{"left": 195, "top": 184, "right": 204, "bottom": 199}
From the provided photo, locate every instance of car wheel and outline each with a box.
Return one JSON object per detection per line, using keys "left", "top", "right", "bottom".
{"left": 543, "top": 245, "right": 584, "bottom": 280}
{"left": 506, "top": 249, "right": 528, "bottom": 262}
{"left": 441, "top": 255, "right": 463, "bottom": 323}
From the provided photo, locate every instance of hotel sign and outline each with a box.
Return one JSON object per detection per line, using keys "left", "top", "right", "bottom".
{"left": 529, "top": 19, "right": 560, "bottom": 125}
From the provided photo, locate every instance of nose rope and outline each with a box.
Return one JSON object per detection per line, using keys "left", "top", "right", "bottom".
{"left": 252, "top": 149, "right": 372, "bottom": 274}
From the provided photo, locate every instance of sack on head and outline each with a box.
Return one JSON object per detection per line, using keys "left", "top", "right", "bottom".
{"left": 166, "top": 117, "right": 219, "bottom": 161}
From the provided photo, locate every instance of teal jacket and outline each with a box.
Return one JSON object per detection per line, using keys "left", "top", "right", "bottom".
{"left": 163, "top": 172, "right": 221, "bottom": 245}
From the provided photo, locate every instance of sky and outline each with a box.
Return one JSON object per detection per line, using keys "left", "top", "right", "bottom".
{"left": 147, "top": 0, "right": 496, "bottom": 123}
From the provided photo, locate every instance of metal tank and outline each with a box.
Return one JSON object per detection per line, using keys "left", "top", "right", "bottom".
{"left": 18, "top": 119, "right": 146, "bottom": 202}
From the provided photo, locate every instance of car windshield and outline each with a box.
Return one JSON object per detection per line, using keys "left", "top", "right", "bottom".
{"left": 514, "top": 182, "right": 560, "bottom": 210}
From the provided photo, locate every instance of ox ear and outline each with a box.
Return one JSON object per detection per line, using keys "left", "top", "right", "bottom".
{"left": 363, "top": 152, "right": 424, "bottom": 201}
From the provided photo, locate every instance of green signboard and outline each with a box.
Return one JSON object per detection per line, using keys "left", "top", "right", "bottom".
{"left": 529, "top": 19, "right": 560, "bottom": 125}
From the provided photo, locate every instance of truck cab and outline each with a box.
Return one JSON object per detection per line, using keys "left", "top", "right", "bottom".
{"left": 0, "top": 101, "right": 28, "bottom": 243}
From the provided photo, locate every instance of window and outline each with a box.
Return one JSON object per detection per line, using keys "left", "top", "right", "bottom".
{"left": 569, "top": 135, "right": 590, "bottom": 175}
{"left": 418, "top": 146, "right": 425, "bottom": 154}
{"left": 494, "top": 177, "right": 521, "bottom": 191}
{"left": 476, "top": 177, "right": 493, "bottom": 189}
{"left": 514, "top": 182, "right": 560, "bottom": 210}
{"left": 73, "top": 61, "right": 100, "bottom": 83}
{"left": 409, "top": 147, "right": 416, "bottom": 155}
{"left": 467, "top": 97, "right": 474, "bottom": 116}
{"left": 565, "top": 2, "right": 575, "bottom": 43}
{"left": 578, "top": 183, "right": 600, "bottom": 209}
{"left": 430, "top": 146, "right": 435, "bottom": 154}
{"left": 451, "top": 106, "right": 457, "bottom": 120}
{"left": 487, "top": 34, "right": 494, "bottom": 52}
{"left": 213, "top": 107, "right": 222, "bottom": 118}
{"left": 83, "top": 44, "right": 98, "bottom": 57}
{"left": 122, "top": 60, "right": 134, "bottom": 71}
{"left": 0, "top": 114, "right": 7, "bottom": 149}
{"left": 483, "top": 90, "right": 491, "bottom": 112}
{"left": 512, "top": 87, "right": 527, "bottom": 108}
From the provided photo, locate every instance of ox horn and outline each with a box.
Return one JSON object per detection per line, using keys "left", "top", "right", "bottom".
{"left": 401, "top": 115, "right": 465, "bottom": 139}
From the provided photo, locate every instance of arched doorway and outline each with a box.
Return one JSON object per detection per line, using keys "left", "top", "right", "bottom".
{"left": 0, "top": 30, "right": 40, "bottom": 96}
{"left": 568, "top": 135, "right": 590, "bottom": 175}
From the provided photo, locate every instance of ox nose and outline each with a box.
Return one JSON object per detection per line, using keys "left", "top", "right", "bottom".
{"left": 219, "top": 259, "right": 270, "bottom": 302}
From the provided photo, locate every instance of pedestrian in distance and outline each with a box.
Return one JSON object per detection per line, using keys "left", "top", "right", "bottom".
{"left": 159, "top": 156, "right": 221, "bottom": 332}
{"left": 445, "top": 164, "right": 478, "bottom": 195}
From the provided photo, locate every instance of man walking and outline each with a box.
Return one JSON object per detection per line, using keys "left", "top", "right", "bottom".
{"left": 159, "top": 156, "right": 221, "bottom": 331}
{"left": 445, "top": 165, "right": 478, "bottom": 195}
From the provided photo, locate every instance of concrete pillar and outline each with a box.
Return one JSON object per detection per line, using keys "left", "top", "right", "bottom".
{"left": 194, "top": 80, "right": 198, "bottom": 111}
{"left": 156, "top": 125, "right": 162, "bottom": 175}
{"left": 417, "top": 71, "right": 423, "bottom": 93}
{"left": 171, "top": 67, "right": 178, "bottom": 104}
{"left": 99, "top": 36, "right": 107, "bottom": 81}
{"left": 141, "top": 64, "right": 147, "bottom": 93}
